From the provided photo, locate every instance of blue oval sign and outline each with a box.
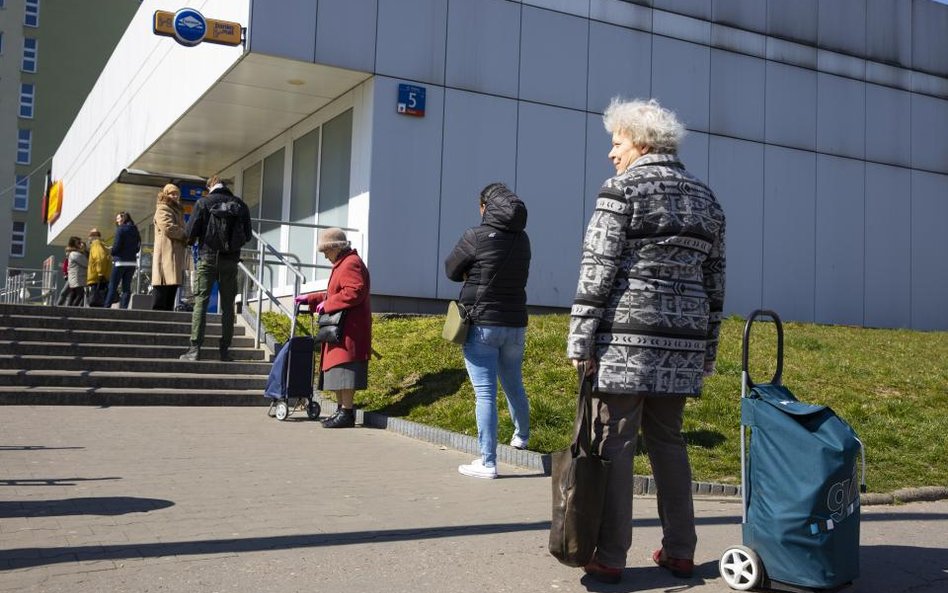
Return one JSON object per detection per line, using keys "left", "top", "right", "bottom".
{"left": 173, "top": 8, "right": 207, "bottom": 47}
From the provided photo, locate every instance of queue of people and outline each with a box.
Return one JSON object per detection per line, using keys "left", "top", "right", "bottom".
{"left": 46, "top": 95, "right": 726, "bottom": 585}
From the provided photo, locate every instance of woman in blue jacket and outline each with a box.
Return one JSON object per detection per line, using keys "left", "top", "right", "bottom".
{"left": 105, "top": 211, "right": 141, "bottom": 309}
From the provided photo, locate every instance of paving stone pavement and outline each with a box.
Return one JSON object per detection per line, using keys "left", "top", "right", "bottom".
{"left": 1, "top": 407, "right": 946, "bottom": 593}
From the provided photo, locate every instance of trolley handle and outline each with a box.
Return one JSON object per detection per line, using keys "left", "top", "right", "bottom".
{"left": 290, "top": 299, "right": 316, "bottom": 340}
{"left": 741, "top": 309, "right": 784, "bottom": 389}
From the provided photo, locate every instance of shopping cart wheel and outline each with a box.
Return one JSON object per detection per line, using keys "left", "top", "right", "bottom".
{"left": 274, "top": 401, "right": 289, "bottom": 421}
{"left": 719, "top": 545, "right": 762, "bottom": 591}
{"left": 266, "top": 403, "right": 277, "bottom": 417}
{"left": 306, "top": 399, "right": 321, "bottom": 420}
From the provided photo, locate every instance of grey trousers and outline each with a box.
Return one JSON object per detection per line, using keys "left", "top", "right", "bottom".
{"left": 592, "top": 393, "right": 697, "bottom": 568}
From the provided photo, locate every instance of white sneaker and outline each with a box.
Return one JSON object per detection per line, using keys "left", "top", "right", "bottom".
{"left": 510, "top": 435, "right": 528, "bottom": 450}
{"left": 458, "top": 458, "right": 497, "bottom": 479}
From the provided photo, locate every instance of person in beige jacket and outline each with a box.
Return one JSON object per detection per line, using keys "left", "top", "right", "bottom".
{"left": 151, "top": 184, "right": 189, "bottom": 311}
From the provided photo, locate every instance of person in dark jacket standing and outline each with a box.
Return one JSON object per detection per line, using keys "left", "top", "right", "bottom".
{"left": 179, "top": 175, "right": 252, "bottom": 361}
{"left": 567, "top": 98, "right": 726, "bottom": 584}
{"left": 104, "top": 212, "right": 141, "bottom": 309}
{"left": 444, "top": 182, "right": 531, "bottom": 479}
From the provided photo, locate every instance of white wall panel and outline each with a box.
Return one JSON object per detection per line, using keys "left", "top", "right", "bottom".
{"left": 367, "top": 78, "right": 444, "bottom": 298}
{"left": 817, "top": 74, "right": 866, "bottom": 159}
{"left": 866, "top": 84, "right": 911, "bottom": 167}
{"left": 815, "top": 155, "right": 865, "bottom": 325}
{"left": 445, "top": 0, "right": 521, "bottom": 98}
{"left": 709, "top": 136, "right": 764, "bottom": 317}
{"left": 315, "top": 0, "right": 377, "bottom": 72}
{"left": 376, "top": 0, "right": 447, "bottom": 85}
{"left": 651, "top": 37, "right": 710, "bottom": 131}
{"left": 911, "top": 94, "right": 948, "bottom": 174}
{"left": 438, "top": 90, "right": 519, "bottom": 299}
{"left": 763, "top": 146, "right": 816, "bottom": 322}
{"left": 520, "top": 7, "right": 588, "bottom": 110}
{"left": 678, "top": 131, "right": 709, "bottom": 183}
{"left": 249, "top": 0, "right": 316, "bottom": 61}
{"left": 587, "top": 21, "right": 651, "bottom": 114}
{"left": 517, "top": 103, "right": 587, "bottom": 307}
{"left": 865, "top": 164, "right": 911, "bottom": 328}
{"left": 585, "top": 113, "right": 614, "bottom": 225}
{"left": 765, "top": 62, "right": 816, "bottom": 151}
{"left": 710, "top": 49, "right": 765, "bottom": 141}
{"left": 911, "top": 171, "right": 948, "bottom": 330}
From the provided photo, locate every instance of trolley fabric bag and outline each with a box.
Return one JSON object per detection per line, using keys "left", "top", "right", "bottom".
{"left": 549, "top": 368, "right": 610, "bottom": 567}
{"left": 742, "top": 382, "right": 862, "bottom": 589}
{"left": 264, "top": 336, "right": 315, "bottom": 399}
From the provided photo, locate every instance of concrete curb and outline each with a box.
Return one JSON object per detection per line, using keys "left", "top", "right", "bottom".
{"left": 312, "top": 396, "right": 948, "bottom": 506}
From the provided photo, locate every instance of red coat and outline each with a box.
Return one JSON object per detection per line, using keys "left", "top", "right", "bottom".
{"left": 306, "top": 250, "right": 371, "bottom": 371}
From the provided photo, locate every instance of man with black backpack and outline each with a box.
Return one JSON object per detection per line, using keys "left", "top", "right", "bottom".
{"left": 179, "top": 175, "right": 252, "bottom": 362}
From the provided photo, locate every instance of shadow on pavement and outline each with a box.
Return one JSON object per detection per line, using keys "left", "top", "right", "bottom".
{"left": 0, "top": 496, "right": 173, "bottom": 518}
{"left": 0, "top": 476, "right": 121, "bottom": 487}
{"left": 0, "top": 520, "right": 551, "bottom": 569}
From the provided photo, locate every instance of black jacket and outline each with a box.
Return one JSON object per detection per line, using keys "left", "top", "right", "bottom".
{"left": 185, "top": 186, "right": 253, "bottom": 259}
{"left": 111, "top": 223, "right": 141, "bottom": 263}
{"left": 444, "top": 191, "right": 531, "bottom": 327}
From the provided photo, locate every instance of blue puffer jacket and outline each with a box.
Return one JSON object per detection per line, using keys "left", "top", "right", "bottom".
{"left": 111, "top": 223, "right": 141, "bottom": 263}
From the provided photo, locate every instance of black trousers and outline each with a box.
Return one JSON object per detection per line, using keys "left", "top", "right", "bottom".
{"left": 152, "top": 285, "right": 179, "bottom": 311}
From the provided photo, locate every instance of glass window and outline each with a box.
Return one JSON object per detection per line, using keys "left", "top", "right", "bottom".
{"left": 22, "top": 37, "right": 37, "bottom": 72}
{"left": 19, "top": 83, "right": 35, "bottom": 118}
{"left": 25, "top": 0, "right": 40, "bottom": 27}
{"left": 11, "top": 221, "right": 26, "bottom": 258}
{"left": 16, "top": 129, "right": 32, "bottom": 165}
{"left": 315, "top": 109, "right": 353, "bottom": 280}
{"left": 14, "top": 176, "right": 29, "bottom": 211}
{"left": 259, "top": 148, "right": 285, "bottom": 253}
{"left": 0, "top": 31, "right": 4, "bottom": 54}
{"left": 290, "top": 128, "right": 320, "bottom": 280}
{"left": 241, "top": 161, "right": 262, "bottom": 222}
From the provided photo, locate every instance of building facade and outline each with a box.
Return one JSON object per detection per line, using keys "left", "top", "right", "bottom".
{"left": 49, "top": 0, "right": 948, "bottom": 329}
{"left": 0, "top": 0, "right": 137, "bottom": 281}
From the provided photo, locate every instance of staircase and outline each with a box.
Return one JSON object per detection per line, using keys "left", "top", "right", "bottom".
{"left": 0, "top": 303, "right": 272, "bottom": 406}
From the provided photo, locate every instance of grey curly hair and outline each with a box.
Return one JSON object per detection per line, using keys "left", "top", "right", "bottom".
{"left": 602, "top": 98, "right": 686, "bottom": 153}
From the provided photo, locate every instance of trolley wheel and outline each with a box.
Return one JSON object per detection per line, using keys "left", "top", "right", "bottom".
{"left": 306, "top": 400, "right": 321, "bottom": 420}
{"left": 719, "top": 545, "right": 763, "bottom": 591}
{"left": 267, "top": 403, "right": 277, "bottom": 417}
{"left": 274, "top": 401, "right": 289, "bottom": 421}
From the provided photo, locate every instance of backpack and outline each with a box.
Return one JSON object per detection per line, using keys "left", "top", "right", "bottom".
{"left": 204, "top": 199, "right": 248, "bottom": 253}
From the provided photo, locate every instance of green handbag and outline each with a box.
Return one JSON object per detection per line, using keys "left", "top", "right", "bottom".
{"left": 441, "top": 300, "right": 470, "bottom": 344}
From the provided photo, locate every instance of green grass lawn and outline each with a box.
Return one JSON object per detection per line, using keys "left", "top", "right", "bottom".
{"left": 263, "top": 312, "right": 948, "bottom": 493}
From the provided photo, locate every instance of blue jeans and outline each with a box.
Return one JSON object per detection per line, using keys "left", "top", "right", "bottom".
{"left": 462, "top": 324, "right": 530, "bottom": 466}
{"left": 105, "top": 266, "right": 135, "bottom": 309}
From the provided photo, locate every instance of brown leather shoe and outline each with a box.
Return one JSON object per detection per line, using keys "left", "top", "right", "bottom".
{"left": 583, "top": 560, "right": 622, "bottom": 584}
{"left": 652, "top": 548, "right": 694, "bottom": 578}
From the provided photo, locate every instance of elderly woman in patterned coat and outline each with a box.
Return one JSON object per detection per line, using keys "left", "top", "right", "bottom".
{"left": 566, "top": 98, "right": 726, "bottom": 585}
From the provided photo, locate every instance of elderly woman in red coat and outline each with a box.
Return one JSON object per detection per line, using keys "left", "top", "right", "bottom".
{"left": 296, "top": 228, "right": 371, "bottom": 428}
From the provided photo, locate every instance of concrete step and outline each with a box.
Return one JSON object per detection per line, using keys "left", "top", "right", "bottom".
{"left": 0, "top": 370, "right": 269, "bottom": 390}
{"left": 0, "top": 386, "right": 268, "bottom": 406}
{"left": 0, "top": 314, "right": 243, "bottom": 337}
{"left": 0, "top": 328, "right": 257, "bottom": 348}
{"left": 0, "top": 341, "right": 268, "bottom": 361}
{"left": 0, "top": 302, "right": 222, "bottom": 323}
{"left": 0, "top": 355, "right": 273, "bottom": 374}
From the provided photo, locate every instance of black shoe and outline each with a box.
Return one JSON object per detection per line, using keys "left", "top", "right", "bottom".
{"left": 219, "top": 349, "right": 235, "bottom": 362}
{"left": 322, "top": 407, "right": 343, "bottom": 423}
{"left": 179, "top": 346, "right": 201, "bottom": 361}
{"left": 321, "top": 408, "right": 355, "bottom": 428}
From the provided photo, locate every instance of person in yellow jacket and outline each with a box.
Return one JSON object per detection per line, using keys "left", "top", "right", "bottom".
{"left": 86, "top": 228, "right": 112, "bottom": 307}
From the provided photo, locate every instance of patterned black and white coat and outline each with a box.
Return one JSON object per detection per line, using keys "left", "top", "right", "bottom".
{"left": 567, "top": 152, "right": 726, "bottom": 397}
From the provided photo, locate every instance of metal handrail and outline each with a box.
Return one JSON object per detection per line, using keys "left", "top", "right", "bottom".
{"left": 2, "top": 267, "right": 59, "bottom": 305}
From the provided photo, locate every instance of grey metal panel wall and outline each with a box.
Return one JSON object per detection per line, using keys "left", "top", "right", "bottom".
{"left": 866, "top": 84, "right": 911, "bottom": 167}
{"left": 711, "top": 0, "right": 766, "bottom": 33}
{"left": 249, "top": 0, "right": 317, "bottom": 61}
{"left": 651, "top": 36, "right": 710, "bottom": 131}
{"left": 315, "top": 0, "right": 377, "bottom": 72}
{"left": 709, "top": 137, "right": 764, "bottom": 318}
{"left": 818, "top": 0, "right": 867, "bottom": 57}
{"left": 445, "top": 0, "right": 521, "bottom": 98}
{"left": 866, "top": 0, "right": 912, "bottom": 68}
{"left": 910, "top": 171, "right": 948, "bottom": 330}
{"left": 585, "top": 113, "right": 614, "bottom": 226}
{"left": 817, "top": 73, "right": 866, "bottom": 159}
{"left": 911, "top": 94, "right": 948, "bottom": 174}
{"left": 517, "top": 103, "right": 587, "bottom": 307}
{"left": 767, "top": 0, "right": 818, "bottom": 45}
{"left": 679, "top": 131, "right": 709, "bottom": 183}
{"left": 710, "top": 49, "right": 765, "bottom": 141}
{"left": 815, "top": 155, "right": 865, "bottom": 326}
{"left": 912, "top": 0, "right": 948, "bottom": 77}
{"left": 763, "top": 146, "right": 816, "bottom": 322}
{"left": 437, "top": 89, "right": 518, "bottom": 299}
{"left": 865, "top": 164, "right": 912, "bottom": 329}
{"left": 587, "top": 21, "right": 652, "bottom": 113}
{"left": 519, "top": 7, "right": 589, "bottom": 110}
{"left": 765, "top": 62, "right": 817, "bottom": 151}
{"left": 375, "top": 0, "right": 447, "bottom": 85}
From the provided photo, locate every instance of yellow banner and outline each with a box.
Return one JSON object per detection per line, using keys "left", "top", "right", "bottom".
{"left": 46, "top": 180, "right": 63, "bottom": 224}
